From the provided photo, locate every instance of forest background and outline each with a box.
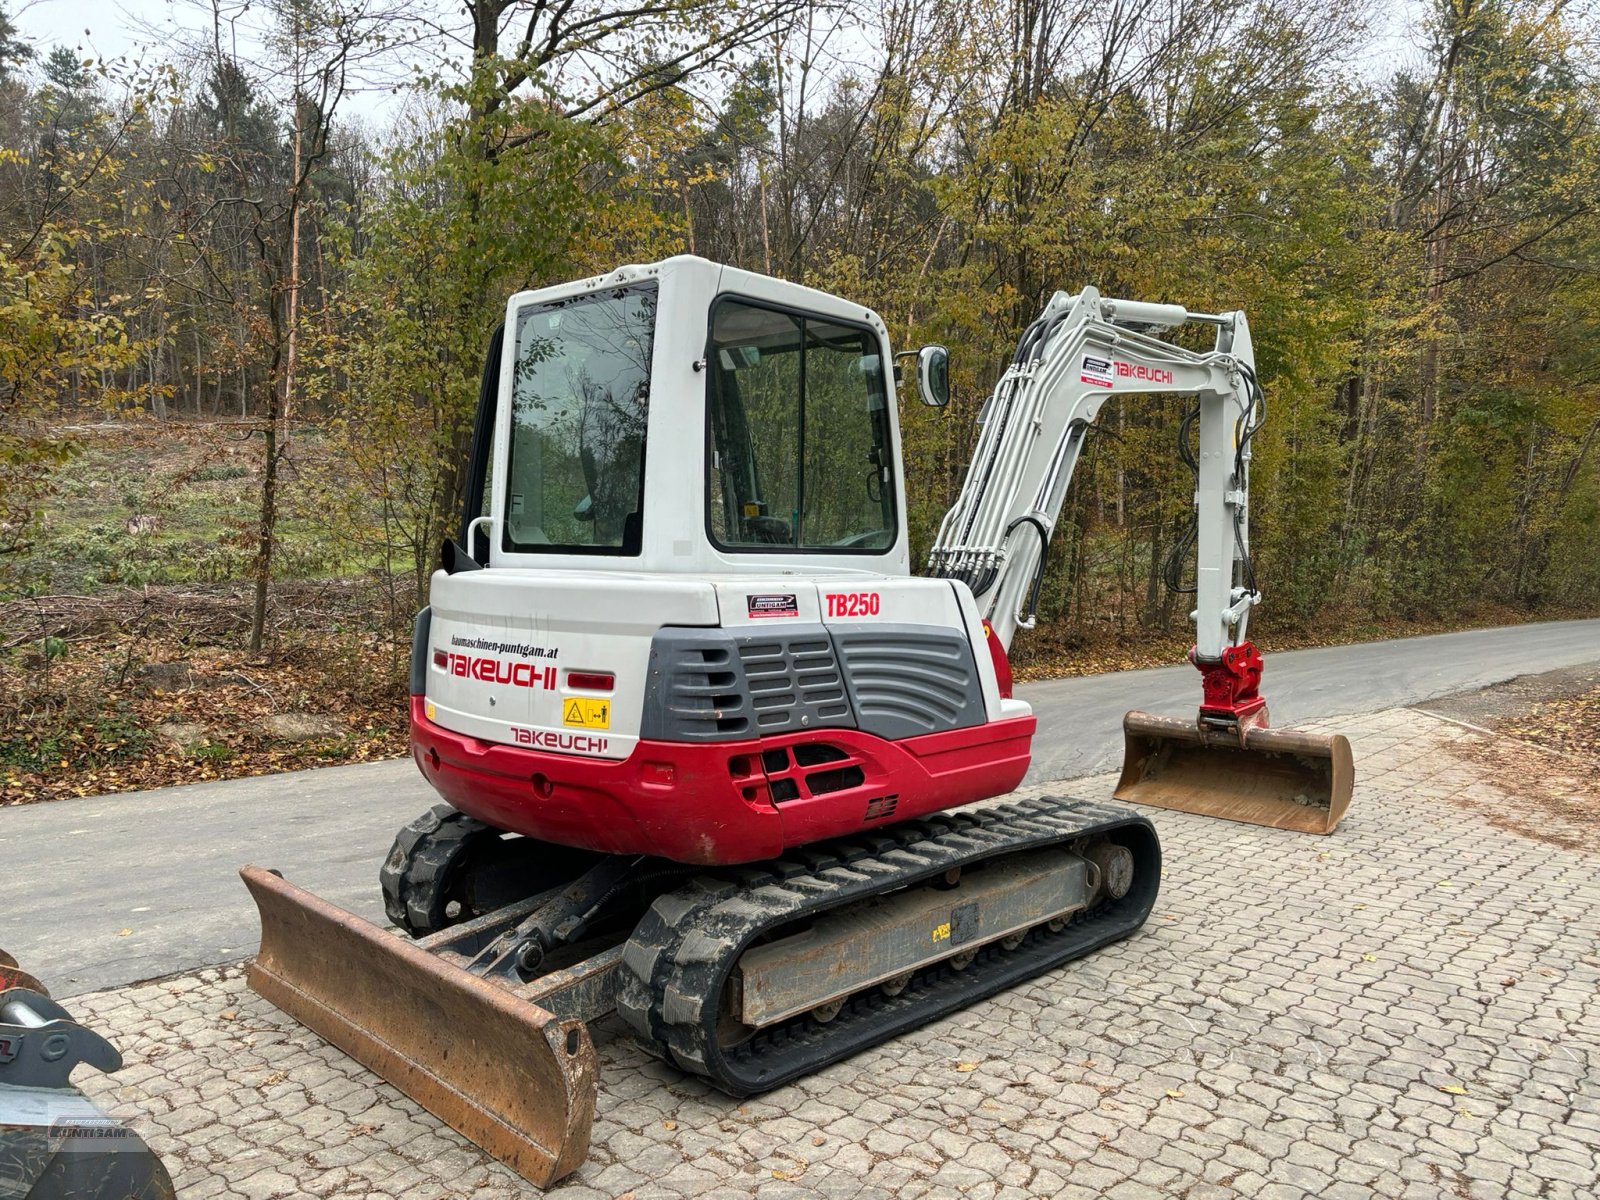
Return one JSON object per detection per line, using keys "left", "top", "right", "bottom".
{"left": 2, "top": 0, "right": 1597, "bottom": 801}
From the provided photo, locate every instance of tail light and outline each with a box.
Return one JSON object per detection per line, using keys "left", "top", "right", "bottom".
{"left": 566, "top": 671, "right": 614, "bottom": 692}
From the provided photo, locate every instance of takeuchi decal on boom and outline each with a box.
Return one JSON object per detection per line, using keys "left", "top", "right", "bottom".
{"left": 1114, "top": 361, "right": 1174, "bottom": 384}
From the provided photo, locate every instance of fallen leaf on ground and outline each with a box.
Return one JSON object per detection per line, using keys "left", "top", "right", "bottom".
{"left": 1165, "top": 1089, "right": 1185, "bottom": 1099}
{"left": 955, "top": 1062, "right": 980, "bottom": 1072}
{"left": 1438, "top": 1084, "right": 1468, "bottom": 1095}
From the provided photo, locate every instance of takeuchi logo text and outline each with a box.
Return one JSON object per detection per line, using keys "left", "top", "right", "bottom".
{"left": 1115, "top": 361, "right": 1174, "bottom": 384}
{"left": 513, "top": 728, "right": 609, "bottom": 754}
{"left": 446, "top": 654, "right": 557, "bottom": 690}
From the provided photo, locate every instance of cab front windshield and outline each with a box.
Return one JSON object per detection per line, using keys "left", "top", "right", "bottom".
{"left": 503, "top": 284, "right": 655, "bottom": 555}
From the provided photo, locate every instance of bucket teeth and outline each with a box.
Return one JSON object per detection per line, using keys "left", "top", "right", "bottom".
{"left": 1114, "top": 710, "right": 1354, "bottom": 834}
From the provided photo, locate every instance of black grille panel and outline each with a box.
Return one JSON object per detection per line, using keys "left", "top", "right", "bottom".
{"left": 641, "top": 621, "right": 985, "bottom": 743}
{"left": 641, "top": 625, "right": 854, "bottom": 741}
{"left": 832, "top": 624, "right": 986, "bottom": 739}
{"left": 734, "top": 628, "right": 852, "bottom": 734}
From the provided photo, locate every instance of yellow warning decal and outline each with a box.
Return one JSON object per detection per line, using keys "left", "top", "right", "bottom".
{"left": 931, "top": 922, "right": 951, "bottom": 944}
{"left": 562, "top": 697, "right": 611, "bottom": 729}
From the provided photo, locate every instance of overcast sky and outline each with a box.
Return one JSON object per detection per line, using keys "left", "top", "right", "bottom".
{"left": 12, "top": 0, "right": 1428, "bottom": 125}
{"left": 11, "top": 0, "right": 443, "bottom": 118}
{"left": 17, "top": 0, "right": 240, "bottom": 66}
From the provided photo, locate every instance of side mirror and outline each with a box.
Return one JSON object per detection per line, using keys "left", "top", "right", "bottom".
{"left": 916, "top": 344, "right": 950, "bottom": 408}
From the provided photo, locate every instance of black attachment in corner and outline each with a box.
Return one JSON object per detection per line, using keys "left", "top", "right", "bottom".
{"left": 408, "top": 607, "right": 432, "bottom": 695}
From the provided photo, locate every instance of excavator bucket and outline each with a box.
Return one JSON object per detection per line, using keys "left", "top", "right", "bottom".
{"left": 1, "top": 950, "right": 177, "bottom": 1199}
{"left": 1114, "top": 711, "right": 1353, "bottom": 834}
{"left": 240, "top": 867, "right": 597, "bottom": 1188}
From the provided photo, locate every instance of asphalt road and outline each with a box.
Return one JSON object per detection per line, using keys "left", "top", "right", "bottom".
{"left": 5, "top": 618, "right": 1597, "bottom": 997}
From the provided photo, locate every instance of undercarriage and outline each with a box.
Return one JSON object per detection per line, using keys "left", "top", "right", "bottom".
{"left": 244, "top": 795, "right": 1157, "bottom": 1185}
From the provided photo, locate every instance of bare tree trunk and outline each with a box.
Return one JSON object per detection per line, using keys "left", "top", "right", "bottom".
{"left": 250, "top": 416, "right": 279, "bottom": 654}
{"left": 680, "top": 178, "right": 694, "bottom": 253}
{"left": 282, "top": 116, "right": 304, "bottom": 442}
{"left": 250, "top": 87, "right": 306, "bottom": 655}
{"left": 758, "top": 165, "right": 772, "bottom": 274}
{"left": 1114, "top": 400, "right": 1126, "bottom": 527}
{"left": 149, "top": 335, "right": 167, "bottom": 420}
{"left": 193, "top": 323, "right": 204, "bottom": 416}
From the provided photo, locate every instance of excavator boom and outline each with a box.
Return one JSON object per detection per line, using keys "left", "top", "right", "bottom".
{"left": 929, "top": 286, "right": 1353, "bottom": 833}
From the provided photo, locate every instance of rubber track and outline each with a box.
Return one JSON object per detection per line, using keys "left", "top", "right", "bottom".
{"left": 379, "top": 804, "right": 494, "bottom": 935}
{"left": 617, "top": 795, "right": 1160, "bottom": 1096}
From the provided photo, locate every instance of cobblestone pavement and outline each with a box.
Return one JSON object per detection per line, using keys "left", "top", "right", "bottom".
{"left": 69, "top": 708, "right": 1600, "bottom": 1199}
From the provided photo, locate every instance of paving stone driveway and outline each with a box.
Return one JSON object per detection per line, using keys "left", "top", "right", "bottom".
{"left": 70, "top": 709, "right": 1600, "bottom": 1199}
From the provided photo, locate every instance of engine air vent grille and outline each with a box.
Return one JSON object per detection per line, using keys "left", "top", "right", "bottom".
{"left": 640, "top": 630, "right": 753, "bottom": 741}
{"left": 832, "top": 625, "right": 987, "bottom": 740}
{"left": 734, "top": 628, "right": 853, "bottom": 735}
{"left": 864, "top": 793, "right": 899, "bottom": 821}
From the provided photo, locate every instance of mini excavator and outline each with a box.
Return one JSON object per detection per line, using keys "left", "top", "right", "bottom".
{"left": 242, "top": 256, "right": 1353, "bottom": 1186}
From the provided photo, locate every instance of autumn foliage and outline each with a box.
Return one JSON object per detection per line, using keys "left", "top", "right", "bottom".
{"left": 2, "top": 0, "right": 1598, "bottom": 800}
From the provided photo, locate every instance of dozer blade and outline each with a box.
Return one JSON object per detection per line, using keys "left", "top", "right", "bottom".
{"left": 1114, "top": 711, "right": 1353, "bottom": 834}
{"left": 240, "top": 866, "right": 597, "bottom": 1188}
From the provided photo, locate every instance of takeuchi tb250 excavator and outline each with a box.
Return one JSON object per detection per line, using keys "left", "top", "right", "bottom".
{"left": 242, "top": 256, "right": 1354, "bottom": 1187}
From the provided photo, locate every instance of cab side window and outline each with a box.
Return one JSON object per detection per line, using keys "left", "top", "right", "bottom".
{"left": 707, "top": 298, "right": 896, "bottom": 552}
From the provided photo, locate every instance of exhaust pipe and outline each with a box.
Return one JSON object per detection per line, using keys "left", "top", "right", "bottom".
{"left": 1114, "top": 711, "right": 1353, "bottom": 834}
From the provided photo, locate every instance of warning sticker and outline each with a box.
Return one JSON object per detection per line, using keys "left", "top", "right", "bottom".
{"left": 748, "top": 593, "right": 799, "bottom": 619}
{"left": 1080, "top": 355, "right": 1115, "bottom": 388}
{"left": 562, "top": 697, "right": 611, "bottom": 729}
